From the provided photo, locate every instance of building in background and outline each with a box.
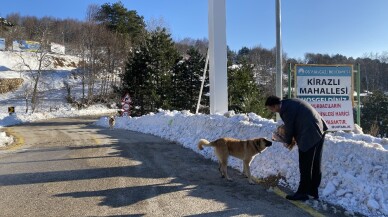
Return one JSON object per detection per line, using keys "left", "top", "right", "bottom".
{"left": 0, "top": 38, "right": 5, "bottom": 51}
{"left": 12, "top": 40, "right": 41, "bottom": 52}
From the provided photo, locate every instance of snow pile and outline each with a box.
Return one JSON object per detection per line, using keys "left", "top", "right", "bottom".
{"left": 95, "top": 110, "right": 388, "bottom": 217}
{"left": 0, "top": 105, "right": 116, "bottom": 127}
{"left": 0, "top": 131, "right": 13, "bottom": 147}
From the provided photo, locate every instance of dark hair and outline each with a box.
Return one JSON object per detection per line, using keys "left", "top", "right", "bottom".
{"left": 265, "top": 95, "right": 281, "bottom": 106}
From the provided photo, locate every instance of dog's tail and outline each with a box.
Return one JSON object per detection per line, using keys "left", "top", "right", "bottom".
{"left": 198, "top": 139, "right": 212, "bottom": 150}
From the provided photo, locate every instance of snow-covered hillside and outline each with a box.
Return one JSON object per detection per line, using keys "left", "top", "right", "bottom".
{"left": 0, "top": 51, "right": 83, "bottom": 113}
{"left": 0, "top": 50, "right": 117, "bottom": 143}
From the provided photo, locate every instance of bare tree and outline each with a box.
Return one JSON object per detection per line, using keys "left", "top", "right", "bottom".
{"left": 73, "top": 4, "right": 133, "bottom": 105}
{"left": 146, "top": 17, "right": 170, "bottom": 33}
{"left": 19, "top": 83, "right": 32, "bottom": 113}
{"left": 15, "top": 20, "right": 53, "bottom": 113}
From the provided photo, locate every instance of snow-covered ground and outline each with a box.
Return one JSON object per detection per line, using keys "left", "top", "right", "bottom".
{"left": 0, "top": 51, "right": 387, "bottom": 217}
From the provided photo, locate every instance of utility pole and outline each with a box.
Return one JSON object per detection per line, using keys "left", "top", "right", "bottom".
{"left": 275, "top": 0, "right": 283, "bottom": 121}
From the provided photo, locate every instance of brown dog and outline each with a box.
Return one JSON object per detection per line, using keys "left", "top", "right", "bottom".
{"left": 198, "top": 137, "right": 272, "bottom": 184}
{"left": 108, "top": 116, "right": 115, "bottom": 129}
{"left": 272, "top": 125, "right": 296, "bottom": 150}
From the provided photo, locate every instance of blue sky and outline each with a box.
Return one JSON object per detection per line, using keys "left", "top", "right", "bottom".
{"left": 1, "top": 0, "right": 388, "bottom": 59}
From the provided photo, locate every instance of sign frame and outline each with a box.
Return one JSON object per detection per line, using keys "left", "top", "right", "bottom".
{"left": 295, "top": 64, "right": 355, "bottom": 131}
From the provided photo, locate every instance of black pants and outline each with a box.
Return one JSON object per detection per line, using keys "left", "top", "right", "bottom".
{"left": 297, "top": 135, "right": 325, "bottom": 195}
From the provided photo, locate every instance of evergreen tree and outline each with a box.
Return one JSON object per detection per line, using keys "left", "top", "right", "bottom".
{"left": 0, "top": 17, "right": 15, "bottom": 30}
{"left": 95, "top": 1, "right": 146, "bottom": 45}
{"left": 121, "top": 27, "right": 180, "bottom": 115}
{"left": 172, "top": 47, "right": 207, "bottom": 112}
{"left": 147, "top": 28, "right": 181, "bottom": 110}
{"left": 228, "top": 60, "right": 270, "bottom": 117}
{"left": 361, "top": 90, "right": 388, "bottom": 136}
{"left": 227, "top": 46, "right": 237, "bottom": 66}
{"left": 121, "top": 42, "right": 150, "bottom": 115}
{"left": 236, "top": 46, "right": 250, "bottom": 63}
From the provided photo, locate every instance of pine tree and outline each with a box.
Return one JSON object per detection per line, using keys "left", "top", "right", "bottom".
{"left": 95, "top": 1, "right": 146, "bottom": 45}
{"left": 228, "top": 60, "right": 269, "bottom": 116}
{"left": 121, "top": 43, "right": 150, "bottom": 115}
{"left": 147, "top": 28, "right": 181, "bottom": 110}
{"left": 121, "top": 27, "right": 180, "bottom": 115}
{"left": 172, "top": 47, "right": 206, "bottom": 112}
{"left": 361, "top": 90, "right": 388, "bottom": 136}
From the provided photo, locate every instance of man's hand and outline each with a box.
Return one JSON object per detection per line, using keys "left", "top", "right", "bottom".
{"left": 283, "top": 143, "right": 295, "bottom": 150}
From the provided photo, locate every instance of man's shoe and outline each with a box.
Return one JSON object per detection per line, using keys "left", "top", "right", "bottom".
{"left": 308, "top": 189, "right": 319, "bottom": 200}
{"left": 307, "top": 193, "right": 319, "bottom": 200}
{"left": 285, "top": 193, "right": 309, "bottom": 201}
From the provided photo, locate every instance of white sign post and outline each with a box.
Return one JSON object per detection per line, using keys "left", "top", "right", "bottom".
{"left": 295, "top": 65, "right": 354, "bottom": 131}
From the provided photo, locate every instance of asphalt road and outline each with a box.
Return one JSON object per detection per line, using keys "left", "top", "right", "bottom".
{"left": 0, "top": 116, "right": 347, "bottom": 217}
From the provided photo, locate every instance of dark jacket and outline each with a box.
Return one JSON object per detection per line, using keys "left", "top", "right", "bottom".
{"left": 280, "top": 98, "right": 328, "bottom": 152}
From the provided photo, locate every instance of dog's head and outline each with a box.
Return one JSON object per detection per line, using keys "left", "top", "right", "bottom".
{"left": 253, "top": 138, "right": 272, "bottom": 152}
{"left": 274, "top": 125, "right": 296, "bottom": 149}
{"left": 277, "top": 125, "right": 286, "bottom": 137}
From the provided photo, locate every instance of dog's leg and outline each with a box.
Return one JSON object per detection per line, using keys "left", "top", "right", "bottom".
{"left": 220, "top": 161, "right": 232, "bottom": 181}
{"left": 243, "top": 159, "right": 255, "bottom": 184}
{"left": 242, "top": 161, "right": 248, "bottom": 177}
{"left": 218, "top": 154, "right": 232, "bottom": 181}
{"left": 218, "top": 162, "right": 225, "bottom": 178}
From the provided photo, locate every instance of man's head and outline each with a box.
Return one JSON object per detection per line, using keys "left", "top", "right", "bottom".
{"left": 265, "top": 95, "right": 281, "bottom": 113}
